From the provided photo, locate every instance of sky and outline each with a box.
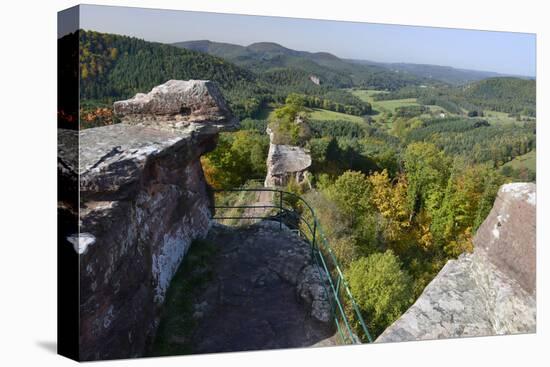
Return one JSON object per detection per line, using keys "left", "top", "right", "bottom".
{"left": 77, "top": 4, "right": 536, "bottom": 77}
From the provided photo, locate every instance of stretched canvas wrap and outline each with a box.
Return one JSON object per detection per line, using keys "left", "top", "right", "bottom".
{"left": 58, "top": 4, "right": 536, "bottom": 361}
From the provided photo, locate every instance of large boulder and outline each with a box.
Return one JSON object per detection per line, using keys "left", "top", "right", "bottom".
{"left": 71, "top": 80, "right": 235, "bottom": 360}
{"left": 113, "top": 79, "right": 237, "bottom": 128}
{"left": 376, "top": 183, "right": 536, "bottom": 343}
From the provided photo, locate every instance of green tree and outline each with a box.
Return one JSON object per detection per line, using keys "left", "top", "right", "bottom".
{"left": 201, "top": 131, "right": 269, "bottom": 189}
{"left": 327, "top": 170, "right": 372, "bottom": 226}
{"left": 347, "top": 250, "right": 413, "bottom": 337}
{"left": 403, "top": 142, "right": 451, "bottom": 217}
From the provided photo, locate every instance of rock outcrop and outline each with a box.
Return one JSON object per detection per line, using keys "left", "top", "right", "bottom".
{"left": 376, "top": 183, "right": 536, "bottom": 343}
{"left": 264, "top": 128, "right": 312, "bottom": 187}
{"left": 67, "top": 80, "right": 236, "bottom": 360}
{"left": 113, "top": 79, "right": 237, "bottom": 128}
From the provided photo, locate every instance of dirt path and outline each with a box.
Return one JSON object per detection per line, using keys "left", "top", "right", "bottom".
{"left": 166, "top": 221, "right": 338, "bottom": 354}
{"left": 238, "top": 190, "right": 275, "bottom": 225}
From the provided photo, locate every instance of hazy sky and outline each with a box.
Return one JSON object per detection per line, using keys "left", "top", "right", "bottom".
{"left": 79, "top": 4, "right": 536, "bottom": 77}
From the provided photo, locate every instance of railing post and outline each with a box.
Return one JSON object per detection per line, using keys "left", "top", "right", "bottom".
{"left": 312, "top": 220, "right": 317, "bottom": 248}
{"left": 279, "top": 191, "right": 283, "bottom": 230}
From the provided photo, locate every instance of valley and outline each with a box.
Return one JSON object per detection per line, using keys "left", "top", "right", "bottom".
{"left": 69, "top": 28, "right": 536, "bottom": 345}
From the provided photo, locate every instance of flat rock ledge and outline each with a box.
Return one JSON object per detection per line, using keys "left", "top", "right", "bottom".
{"left": 179, "top": 221, "right": 337, "bottom": 354}
{"left": 376, "top": 183, "right": 536, "bottom": 343}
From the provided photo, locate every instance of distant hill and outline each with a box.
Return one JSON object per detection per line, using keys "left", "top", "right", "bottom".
{"left": 348, "top": 59, "right": 532, "bottom": 85}
{"left": 174, "top": 40, "right": 428, "bottom": 90}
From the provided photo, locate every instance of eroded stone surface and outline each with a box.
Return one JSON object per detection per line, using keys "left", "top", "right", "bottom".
{"left": 113, "top": 79, "right": 236, "bottom": 127}
{"left": 376, "top": 183, "right": 536, "bottom": 343}
{"left": 182, "top": 221, "right": 336, "bottom": 353}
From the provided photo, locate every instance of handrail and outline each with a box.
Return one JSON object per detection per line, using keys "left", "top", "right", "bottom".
{"left": 210, "top": 186, "right": 373, "bottom": 344}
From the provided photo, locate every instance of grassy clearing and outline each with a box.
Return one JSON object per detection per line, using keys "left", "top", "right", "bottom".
{"left": 149, "top": 239, "right": 217, "bottom": 357}
{"left": 308, "top": 108, "right": 365, "bottom": 124}
{"left": 258, "top": 104, "right": 365, "bottom": 125}
{"left": 350, "top": 89, "right": 422, "bottom": 119}
{"left": 502, "top": 149, "right": 536, "bottom": 172}
{"left": 349, "top": 89, "right": 389, "bottom": 104}
{"left": 373, "top": 98, "right": 419, "bottom": 112}
{"left": 484, "top": 110, "right": 528, "bottom": 126}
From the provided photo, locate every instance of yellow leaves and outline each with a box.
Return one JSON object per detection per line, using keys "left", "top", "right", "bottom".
{"left": 200, "top": 156, "right": 221, "bottom": 190}
{"left": 368, "top": 170, "right": 410, "bottom": 226}
{"left": 443, "top": 227, "right": 473, "bottom": 257}
{"left": 368, "top": 170, "right": 414, "bottom": 249}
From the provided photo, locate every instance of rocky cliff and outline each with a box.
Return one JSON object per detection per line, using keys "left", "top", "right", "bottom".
{"left": 376, "top": 183, "right": 536, "bottom": 342}
{"left": 61, "top": 80, "right": 236, "bottom": 360}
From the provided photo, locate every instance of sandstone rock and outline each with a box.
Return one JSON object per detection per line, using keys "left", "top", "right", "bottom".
{"left": 309, "top": 75, "right": 321, "bottom": 85}
{"left": 58, "top": 129, "right": 78, "bottom": 216}
{"left": 474, "top": 182, "right": 536, "bottom": 293}
{"left": 297, "top": 265, "right": 332, "bottom": 323}
{"left": 264, "top": 128, "right": 312, "bottom": 187}
{"left": 113, "top": 79, "right": 237, "bottom": 128}
{"left": 76, "top": 80, "right": 234, "bottom": 360}
{"left": 376, "top": 183, "right": 536, "bottom": 343}
{"left": 179, "top": 221, "right": 337, "bottom": 354}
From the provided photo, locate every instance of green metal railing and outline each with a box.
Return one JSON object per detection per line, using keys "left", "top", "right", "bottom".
{"left": 211, "top": 186, "right": 373, "bottom": 344}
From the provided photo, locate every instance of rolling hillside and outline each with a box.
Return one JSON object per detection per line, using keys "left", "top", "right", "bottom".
{"left": 174, "top": 40, "right": 427, "bottom": 90}
{"left": 347, "top": 59, "right": 532, "bottom": 85}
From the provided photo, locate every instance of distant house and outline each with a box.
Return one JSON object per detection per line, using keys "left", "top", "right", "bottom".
{"left": 439, "top": 112, "right": 446, "bottom": 118}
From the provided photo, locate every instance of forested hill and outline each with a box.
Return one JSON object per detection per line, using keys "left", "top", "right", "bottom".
{"left": 173, "top": 40, "right": 429, "bottom": 90}
{"left": 348, "top": 60, "right": 525, "bottom": 85}
{"left": 462, "top": 77, "right": 536, "bottom": 115}
{"left": 373, "top": 76, "right": 536, "bottom": 116}
{"left": 76, "top": 30, "right": 374, "bottom": 120}
{"left": 78, "top": 30, "right": 260, "bottom": 115}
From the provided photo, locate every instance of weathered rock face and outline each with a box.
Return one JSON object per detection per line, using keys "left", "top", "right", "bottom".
{"left": 73, "top": 80, "right": 235, "bottom": 360}
{"left": 264, "top": 128, "right": 312, "bottom": 187}
{"left": 376, "top": 183, "right": 536, "bottom": 343}
{"left": 113, "top": 79, "right": 236, "bottom": 128}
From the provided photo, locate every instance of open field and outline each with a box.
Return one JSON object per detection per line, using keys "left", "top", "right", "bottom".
{"left": 350, "top": 89, "right": 422, "bottom": 117}
{"left": 483, "top": 110, "right": 531, "bottom": 126}
{"left": 349, "top": 89, "right": 389, "bottom": 103}
{"left": 502, "top": 149, "right": 536, "bottom": 172}
{"left": 256, "top": 103, "right": 366, "bottom": 124}
{"left": 308, "top": 108, "right": 365, "bottom": 123}
{"left": 374, "top": 98, "right": 419, "bottom": 112}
